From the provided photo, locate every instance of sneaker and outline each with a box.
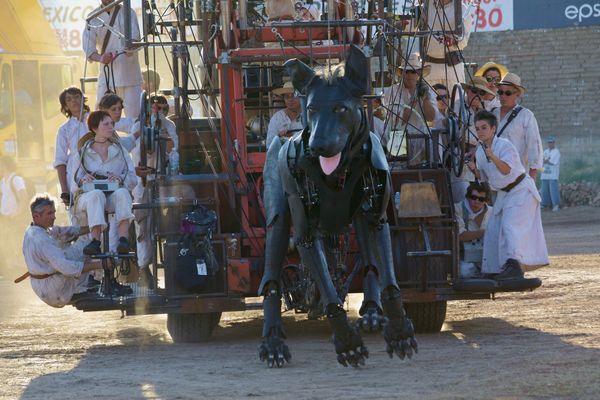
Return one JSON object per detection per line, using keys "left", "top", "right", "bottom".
{"left": 83, "top": 239, "right": 102, "bottom": 256}
{"left": 87, "top": 275, "right": 101, "bottom": 292}
{"left": 495, "top": 258, "right": 524, "bottom": 281}
{"left": 552, "top": 205, "right": 559, "bottom": 212}
{"left": 117, "top": 237, "right": 130, "bottom": 254}
{"left": 103, "top": 278, "right": 133, "bottom": 296}
{"left": 138, "top": 267, "right": 155, "bottom": 289}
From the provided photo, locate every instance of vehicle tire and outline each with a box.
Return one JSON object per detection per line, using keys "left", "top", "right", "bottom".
{"left": 404, "top": 301, "right": 447, "bottom": 333}
{"left": 167, "top": 312, "right": 221, "bottom": 343}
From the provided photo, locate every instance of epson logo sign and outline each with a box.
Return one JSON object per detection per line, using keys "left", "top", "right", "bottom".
{"left": 564, "top": 3, "right": 600, "bottom": 23}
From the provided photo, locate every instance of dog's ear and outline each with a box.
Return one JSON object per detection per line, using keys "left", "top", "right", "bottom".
{"left": 344, "top": 44, "right": 369, "bottom": 96}
{"left": 285, "top": 59, "right": 316, "bottom": 95}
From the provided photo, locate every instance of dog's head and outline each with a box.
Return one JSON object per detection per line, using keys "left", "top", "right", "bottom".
{"left": 285, "top": 45, "right": 369, "bottom": 176}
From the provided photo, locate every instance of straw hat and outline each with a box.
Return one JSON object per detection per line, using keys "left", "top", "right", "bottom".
{"left": 396, "top": 53, "right": 431, "bottom": 77}
{"left": 496, "top": 72, "right": 525, "bottom": 95}
{"left": 461, "top": 76, "right": 497, "bottom": 98}
{"left": 272, "top": 81, "right": 295, "bottom": 96}
{"left": 474, "top": 61, "right": 509, "bottom": 79}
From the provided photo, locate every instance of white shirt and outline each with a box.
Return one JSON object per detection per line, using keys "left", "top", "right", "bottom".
{"left": 1, "top": 173, "right": 25, "bottom": 216}
{"left": 455, "top": 200, "right": 491, "bottom": 235}
{"left": 266, "top": 109, "right": 303, "bottom": 148}
{"left": 493, "top": 105, "right": 544, "bottom": 170}
{"left": 476, "top": 137, "right": 525, "bottom": 191}
{"left": 383, "top": 84, "right": 439, "bottom": 128}
{"left": 130, "top": 114, "right": 179, "bottom": 168}
{"left": 115, "top": 117, "right": 135, "bottom": 135}
{"left": 72, "top": 140, "right": 137, "bottom": 192}
{"left": 22, "top": 225, "right": 85, "bottom": 308}
{"left": 426, "top": 0, "right": 472, "bottom": 59}
{"left": 82, "top": 5, "right": 142, "bottom": 87}
{"left": 541, "top": 148, "right": 561, "bottom": 180}
{"left": 54, "top": 116, "right": 89, "bottom": 168}
{"left": 484, "top": 97, "right": 500, "bottom": 112}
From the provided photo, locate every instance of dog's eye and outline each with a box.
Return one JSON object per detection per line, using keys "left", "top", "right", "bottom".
{"left": 334, "top": 106, "right": 347, "bottom": 113}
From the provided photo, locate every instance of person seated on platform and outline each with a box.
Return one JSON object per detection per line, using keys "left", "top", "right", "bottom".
{"left": 466, "top": 110, "right": 548, "bottom": 280}
{"left": 454, "top": 181, "right": 492, "bottom": 279}
{"left": 71, "top": 111, "right": 137, "bottom": 256}
{"left": 19, "top": 195, "right": 103, "bottom": 307}
{"left": 266, "top": 81, "right": 303, "bottom": 148}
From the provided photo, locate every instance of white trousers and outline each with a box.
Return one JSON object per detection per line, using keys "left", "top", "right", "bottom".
{"left": 482, "top": 179, "right": 549, "bottom": 274}
{"left": 96, "top": 80, "right": 142, "bottom": 119}
{"left": 76, "top": 188, "right": 134, "bottom": 231}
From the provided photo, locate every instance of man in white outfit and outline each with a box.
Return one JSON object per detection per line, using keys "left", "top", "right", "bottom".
{"left": 540, "top": 136, "right": 561, "bottom": 211}
{"left": 467, "top": 110, "right": 548, "bottom": 278}
{"left": 82, "top": 0, "right": 142, "bottom": 118}
{"left": 492, "top": 73, "right": 544, "bottom": 180}
{"left": 19, "top": 196, "right": 102, "bottom": 308}
{"left": 424, "top": 0, "right": 472, "bottom": 90}
{"left": 266, "top": 82, "right": 304, "bottom": 148}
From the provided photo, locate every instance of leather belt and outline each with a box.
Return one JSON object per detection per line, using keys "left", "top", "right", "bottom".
{"left": 14, "top": 271, "right": 58, "bottom": 284}
{"left": 500, "top": 173, "right": 526, "bottom": 193}
{"left": 424, "top": 51, "right": 462, "bottom": 66}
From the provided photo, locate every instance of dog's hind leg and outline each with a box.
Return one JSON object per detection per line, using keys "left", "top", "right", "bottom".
{"left": 297, "top": 240, "right": 369, "bottom": 367}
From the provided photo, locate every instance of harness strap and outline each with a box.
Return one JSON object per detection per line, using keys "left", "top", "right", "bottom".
{"left": 496, "top": 106, "right": 523, "bottom": 138}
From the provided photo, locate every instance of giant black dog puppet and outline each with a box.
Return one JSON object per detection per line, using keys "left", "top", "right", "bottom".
{"left": 259, "top": 45, "right": 418, "bottom": 367}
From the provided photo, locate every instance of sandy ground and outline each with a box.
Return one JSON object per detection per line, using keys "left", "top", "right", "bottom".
{"left": 1, "top": 206, "right": 599, "bottom": 400}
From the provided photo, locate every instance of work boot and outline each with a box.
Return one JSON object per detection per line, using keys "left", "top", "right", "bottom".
{"left": 117, "top": 237, "right": 130, "bottom": 254}
{"left": 103, "top": 278, "right": 133, "bottom": 296}
{"left": 83, "top": 239, "right": 102, "bottom": 256}
{"left": 87, "top": 275, "right": 101, "bottom": 292}
{"left": 495, "top": 258, "right": 524, "bottom": 281}
{"left": 138, "top": 267, "right": 155, "bottom": 290}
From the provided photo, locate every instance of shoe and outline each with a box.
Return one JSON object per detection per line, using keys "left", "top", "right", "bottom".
{"left": 138, "top": 267, "right": 155, "bottom": 289}
{"left": 87, "top": 275, "right": 101, "bottom": 292}
{"left": 103, "top": 278, "right": 133, "bottom": 296}
{"left": 494, "top": 258, "right": 524, "bottom": 281}
{"left": 117, "top": 237, "right": 130, "bottom": 254}
{"left": 552, "top": 205, "right": 559, "bottom": 212}
{"left": 83, "top": 239, "right": 102, "bottom": 256}
{"left": 69, "top": 291, "right": 99, "bottom": 305}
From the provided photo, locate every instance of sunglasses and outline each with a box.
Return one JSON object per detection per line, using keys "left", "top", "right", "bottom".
{"left": 436, "top": 94, "right": 448, "bottom": 101}
{"left": 485, "top": 76, "right": 500, "bottom": 83}
{"left": 468, "top": 194, "right": 487, "bottom": 202}
{"left": 497, "top": 89, "right": 517, "bottom": 96}
{"left": 469, "top": 88, "right": 487, "bottom": 96}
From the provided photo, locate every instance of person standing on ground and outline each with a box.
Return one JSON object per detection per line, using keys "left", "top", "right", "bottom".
{"left": 540, "top": 136, "right": 561, "bottom": 212}
{"left": 492, "top": 72, "right": 544, "bottom": 180}
{"left": 467, "top": 110, "right": 548, "bottom": 279}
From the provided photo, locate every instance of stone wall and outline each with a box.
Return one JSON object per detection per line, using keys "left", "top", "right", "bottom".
{"left": 463, "top": 26, "right": 600, "bottom": 182}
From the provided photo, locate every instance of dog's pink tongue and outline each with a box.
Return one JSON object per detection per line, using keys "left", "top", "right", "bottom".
{"left": 319, "top": 153, "right": 341, "bottom": 176}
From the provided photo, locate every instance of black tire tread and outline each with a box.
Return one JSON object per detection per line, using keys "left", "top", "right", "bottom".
{"left": 404, "top": 301, "right": 447, "bottom": 333}
{"left": 167, "top": 312, "right": 221, "bottom": 343}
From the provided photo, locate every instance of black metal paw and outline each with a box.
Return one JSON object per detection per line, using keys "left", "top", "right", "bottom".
{"left": 358, "top": 306, "right": 387, "bottom": 333}
{"left": 329, "top": 311, "right": 369, "bottom": 367}
{"left": 258, "top": 329, "right": 291, "bottom": 368}
{"left": 383, "top": 316, "right": 418, "bottom": 360}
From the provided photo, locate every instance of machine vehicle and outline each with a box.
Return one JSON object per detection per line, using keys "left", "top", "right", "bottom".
{"left": 73, "top": 0, "right": 541, "bottom": 342}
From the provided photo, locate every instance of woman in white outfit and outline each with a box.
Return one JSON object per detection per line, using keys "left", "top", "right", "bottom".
{"left": 72, "top": 111, "right": 137, "bottom": 256}
{"left": 466, "top": 110, "right": 548, "bottom": 279}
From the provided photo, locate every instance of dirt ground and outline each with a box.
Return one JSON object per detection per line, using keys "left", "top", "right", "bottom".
{"left": 1, "top": 206, "right": 599, "bottom": 400}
